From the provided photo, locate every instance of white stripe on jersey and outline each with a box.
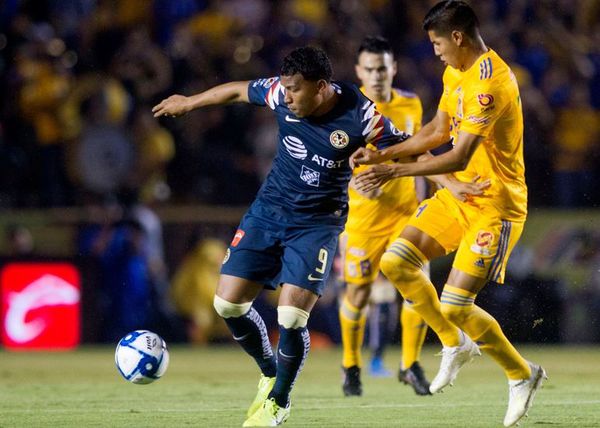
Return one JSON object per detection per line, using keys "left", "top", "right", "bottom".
{"left": 361, "top": 101, "right": 384, "bottom": 144}
{"left": 266, "top": 82, "right": 283, "bottom": 110}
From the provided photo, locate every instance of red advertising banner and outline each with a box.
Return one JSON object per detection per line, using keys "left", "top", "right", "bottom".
{"left": 1, "top": 262, "right": 81, "bottom": 350}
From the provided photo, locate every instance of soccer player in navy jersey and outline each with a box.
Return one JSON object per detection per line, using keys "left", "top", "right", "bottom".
{"left": 153, "top": 46, "right": 483, "bottom": 426}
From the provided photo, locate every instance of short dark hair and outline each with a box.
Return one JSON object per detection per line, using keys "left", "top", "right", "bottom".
{"left": 281, "top": 46, "right": 333, "bottom": 82}
{"left": 423, "top": 1, "right": 479, "bottom": 39}
{"left": 357, "top": 36, "right": 393, "bottom": 57}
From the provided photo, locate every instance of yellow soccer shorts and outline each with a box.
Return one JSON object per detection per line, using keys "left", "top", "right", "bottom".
{"left": 341, "top": 215, "right": 409, "bottom": 286}
{"left": 405, "top": 188, "right": 524, "bottom": 284}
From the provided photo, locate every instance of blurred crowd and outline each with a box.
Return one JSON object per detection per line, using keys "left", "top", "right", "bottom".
{"left": 0, "top": 0, "right": 599, "bottom": 210}
{"left": 1, "top": 1, "right": 600, "bottom": 344}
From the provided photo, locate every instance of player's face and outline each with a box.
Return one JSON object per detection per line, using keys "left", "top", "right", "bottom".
{"left": 280, "top": 74, "right": 326, "bottom": 117}
{"left": 428, "top": 30, "right": 461, "bottom": 69}
{"left": 355, "top": 51, "right": 396, "bottom": 101}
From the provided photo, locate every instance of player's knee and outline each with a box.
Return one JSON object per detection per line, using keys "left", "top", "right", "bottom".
{"left": 277, "top": 305, "right": 310, "bottom": 329}
{"left": 440, "top": 302, "right": 471, "bottom": 326}
{"left": 345, "top": 283, "right": 370, "bottom": 309}
{"left": 380, "top": 251, "right": 418, "bottom": 284}
{"left": 340, "top": 295, "right": 366, "bottom": 321}
{"left": 213, "top": 295, "right": 252, "bottom": 319}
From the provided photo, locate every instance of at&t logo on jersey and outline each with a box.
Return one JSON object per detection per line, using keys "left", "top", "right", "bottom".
{"left": 311, "top": 154, "right": 343, "bottom": 169}
{"left": 283, "top": 136, "right": 307, "bottom": 160}
{"left": 300, "top": 165, "right": 320, "bottom": 187}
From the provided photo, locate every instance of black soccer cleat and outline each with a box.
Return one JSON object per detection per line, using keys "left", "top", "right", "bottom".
{"left": 342, "top": 365, "right": 363, "bottom": 397}
{"left": 398, "top": 361, "right": 432, "bottom": 396}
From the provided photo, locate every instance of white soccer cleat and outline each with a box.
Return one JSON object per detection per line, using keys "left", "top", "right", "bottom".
{"left": 429, "top": 330, "right": 481, "bottom": 393}
{"left": 503, "top": 362, "right": 547, "bottom": 427}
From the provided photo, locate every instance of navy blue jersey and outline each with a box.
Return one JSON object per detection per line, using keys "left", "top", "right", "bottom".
{"left": 248, "top": 77, "right": 409, "bottom": 226}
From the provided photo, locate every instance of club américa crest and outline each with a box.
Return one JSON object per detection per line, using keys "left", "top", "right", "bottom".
{"left": 329, "top": 130, "right": 349, "bottom": 149}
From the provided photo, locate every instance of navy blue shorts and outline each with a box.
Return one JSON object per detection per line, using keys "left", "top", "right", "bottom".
{"left": 220, "top": 200, "right": 342, "bottom": 295}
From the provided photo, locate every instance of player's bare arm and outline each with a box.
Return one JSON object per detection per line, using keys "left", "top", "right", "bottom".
{"left": 354, "top": 130, "right": 483, "bottom": 192}
{"left": 349, "top": 109, "right": 450, "bottom": 168}
{"left": 152, "top": 81, "right": 251, "bottom": 118}
{"left": 419, "top": 153, "right": 491, "bottom": 202}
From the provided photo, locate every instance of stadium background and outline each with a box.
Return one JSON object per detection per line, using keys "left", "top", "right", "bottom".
{"left": 0, "top": 0, "right": 599, "bottom": 350}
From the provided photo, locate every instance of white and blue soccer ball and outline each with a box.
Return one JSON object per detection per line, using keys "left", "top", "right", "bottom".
{"left": 115, "top": 330, "right": 170, "bottom": 384}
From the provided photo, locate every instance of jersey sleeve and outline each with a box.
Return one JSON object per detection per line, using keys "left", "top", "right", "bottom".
{"left": 459, "top": 79, "right": 507, "bottom": 137}
{"left": 361, "top": 100, "right": 410, "bottom": 149}
{"left": 247, "top": 77, "right": 284, "bottom": 110}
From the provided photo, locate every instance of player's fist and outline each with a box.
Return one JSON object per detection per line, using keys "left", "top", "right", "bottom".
{"left": 152, "top": 95, "right": 191, "bottom": 118}
{"left": 349, "top": 147, "right": 382, "bottom": 168}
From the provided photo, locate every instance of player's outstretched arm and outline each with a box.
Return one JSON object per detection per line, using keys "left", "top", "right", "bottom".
{"left": 349, "top": 109, "right": 450, "bottom": 167}
{"left": 152, "top": 81, "right": 251, "bottom": 118}
{"left": 354, "top": 130, "right": 483, "bottom": 192}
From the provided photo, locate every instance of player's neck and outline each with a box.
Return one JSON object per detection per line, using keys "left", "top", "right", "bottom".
{"left": 459, "top": 36, "right": 488, "bottom": 72}
{"left": 311, "top": 85, "right": 338, "bottom": 117}
{"left": 365, "top": 89, "right": 391, "bottom": 104}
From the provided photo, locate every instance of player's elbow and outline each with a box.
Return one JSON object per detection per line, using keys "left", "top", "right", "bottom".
{"left": 445, "top": 154, "right": 470, "bottom": 172}
{"left": 429, "top": 127, "right": 450, "bottom": 148}
{"left": 455, "top": 157, "right": 471, "bottom": 171}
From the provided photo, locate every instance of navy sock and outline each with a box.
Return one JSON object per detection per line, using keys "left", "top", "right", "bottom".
{"left": 268, "top": 325, "right": 310, "bottom": 408}
{"left": 224, "top": 307, "right": 276, "bottom": 377}
{"left": 369, "top": 302, "right": 396, "bottom": 359}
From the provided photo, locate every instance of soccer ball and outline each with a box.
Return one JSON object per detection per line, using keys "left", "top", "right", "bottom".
{"left": 115, "top": 330, "right": 170, "bottom": 384}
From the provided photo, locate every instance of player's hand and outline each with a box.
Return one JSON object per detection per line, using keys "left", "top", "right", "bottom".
{"left": 349, "top": 147, "right": 384, "bottom": 168}
{"left": 446, "top": 175, "right": 491, "bottom": 202}
{"left": 349, "top": 176, "right": 382, "bottom": 199}
{"left": 354, "top": 164, "right": 397, "bottom": 192}
{"left": 152, "top": 95, "right": 191, "bottom": 118}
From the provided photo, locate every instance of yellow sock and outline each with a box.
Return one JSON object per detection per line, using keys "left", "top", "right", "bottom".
{"left": 440, "top": 285, "right": 532, "bottom": 380}
{"left": 380, "top": 238, "right": 459, "bottom": 347}
{"left": 401, "top": 302, "right": 428, "bottom": 369}
{"left": 339, "top": 296, "right": 367, "bottom": 368}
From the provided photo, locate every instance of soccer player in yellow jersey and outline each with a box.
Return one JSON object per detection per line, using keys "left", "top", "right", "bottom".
{"left": 340, "top": 35, "right": 430, "bottom": 397}
{"left": 340, "top": 35, "right": 486, "bottom": 397}
{"left": 350, "top": 2, "right": 546, "bottom": 427}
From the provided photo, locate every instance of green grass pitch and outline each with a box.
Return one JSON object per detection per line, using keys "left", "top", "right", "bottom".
{"left": 1, "top": 345, "right": 599, "bottom": 427}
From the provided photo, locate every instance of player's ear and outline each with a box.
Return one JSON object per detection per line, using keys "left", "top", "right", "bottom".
{"left": 451, "top": 30, "right": 463, "bottom": 47}
{"left": 316, "top": 79, "right": 328, "bottom": 93}
{"left": 392, "top": 61, "right": 398, "bottom": 78}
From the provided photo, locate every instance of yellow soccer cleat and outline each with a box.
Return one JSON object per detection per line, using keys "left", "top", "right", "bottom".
{"left": 247, "top": 375, "right": 276, "bottom": 417}
{"left": 243, "top": 398, "right": 290, "bottom": 427}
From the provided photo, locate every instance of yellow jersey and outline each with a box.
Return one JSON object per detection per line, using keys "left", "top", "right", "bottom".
{"left": 439, "top": 49, "right": 527, "bottom": 221}
{"left": 345, "top": 88, "right": 423, "bottom": 236}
